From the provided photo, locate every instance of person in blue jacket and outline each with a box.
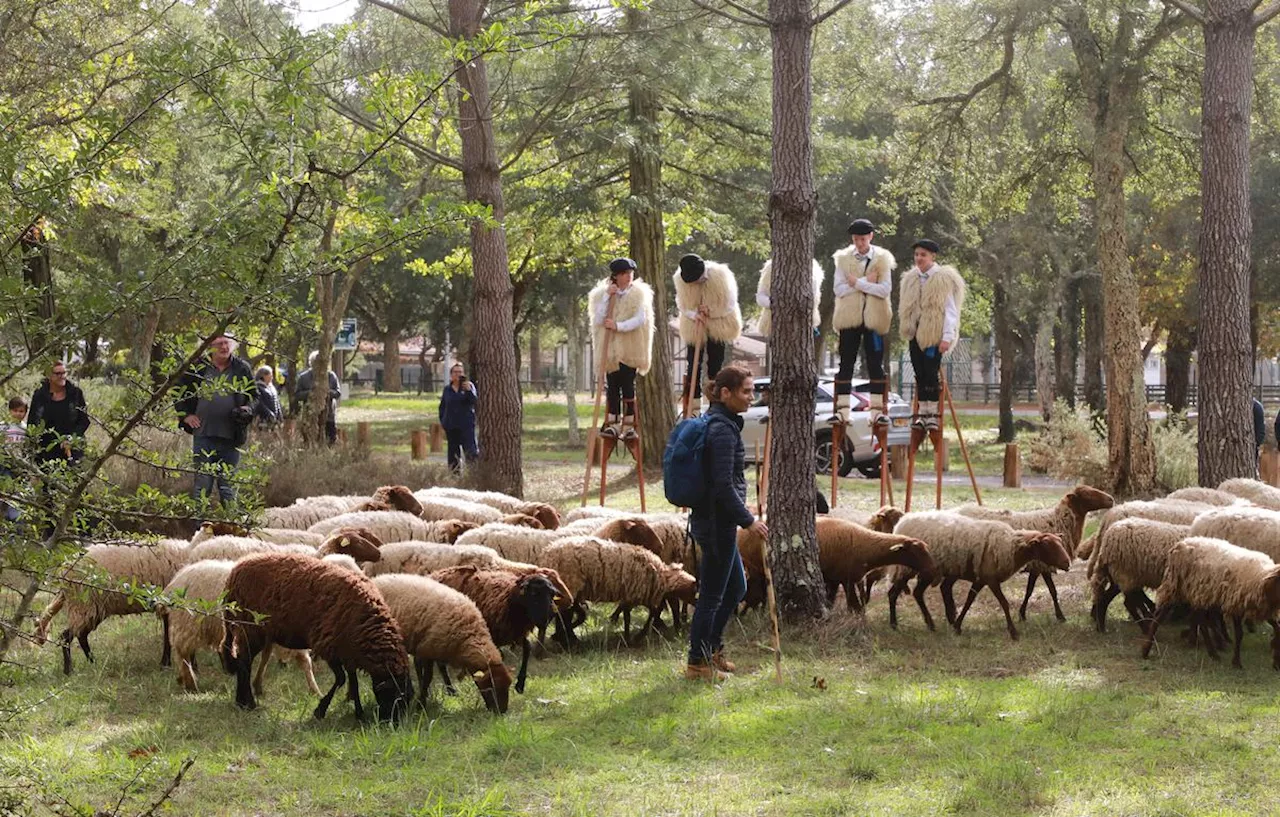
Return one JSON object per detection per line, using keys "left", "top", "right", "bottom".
{"left": 686, "top": 364, "right": 769, "bottom": 682}
{"left": 439, "top": 362, "right": 478, "bottom": 473}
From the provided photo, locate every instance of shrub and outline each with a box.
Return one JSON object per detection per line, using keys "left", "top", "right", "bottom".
{"left": 259, "top": 441, "right": 453, "bottom": 507}
{"left": 1152, "top": 417, "right": 1197, "bottom": 491}
{"left": 1025, "top": 400, "right": 1108, "bottom": 485}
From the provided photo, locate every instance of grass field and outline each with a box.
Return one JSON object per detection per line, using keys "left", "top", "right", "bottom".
{"left": 6, "top": 399, "right": 1276, "bottom": 816}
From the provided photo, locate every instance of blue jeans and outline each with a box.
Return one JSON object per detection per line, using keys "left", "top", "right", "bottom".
{"left": 192, "top": 435, "right": 241, "bottom": 507}
{"left": 687, "top": 521, "right": 746, "bottom": 664}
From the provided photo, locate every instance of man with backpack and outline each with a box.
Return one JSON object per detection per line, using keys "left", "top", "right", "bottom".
{"left": 666, "top": 364, "right": 768, "bottom": 682}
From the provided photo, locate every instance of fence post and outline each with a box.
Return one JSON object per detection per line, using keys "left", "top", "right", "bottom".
{"left": 429, "top": 423, "right": 443, "bottom": 453}
{"left": 1003, "top": 443, "right": 1021, "bottom": 488}
{"left": 1262, "top": 446, "right": 1279, "bottom": 487}
{"left": 890, "top": 445, "right": 908, "bottom": 479}
{"left": 356, "top": 421, "right": 370, "bottom": 449}
{"left": 411, "top": 429, "right": 427, "bottom": 460}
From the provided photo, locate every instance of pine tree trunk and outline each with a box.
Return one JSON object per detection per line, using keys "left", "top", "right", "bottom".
{"left": 564, "top": 296, "right": 582, "bottom": 447}
{"left": 1082, "top": 280, "right": 1104, "bottom": 412}
{"left": 626, "top": 9, "right": 677, "bottom": 469}
{"left": 1166, "top": 331, "right": 1194, "bottom": 415}
{"left": 1054, "top": 278, "right": 1080, "bottom": 409}
{"left": 382, "top": 332, "right": 403, "bottom": 392}
{"left": 1035, "top": 316, "right": 1055, "bottom": 422}
{"left": 994, "top": 281, "right": 1016, "bottom": 443}
{"left": 449, "top": 0, "right": 523, "bottom": 497}
{"left": 1196, "top": 0, "right": 1256, "bottom": 486}
{"left": 765, "top": 0, "right": 825, "bottom": 621}
{"left": 20, "top": 221, "right": 55, "bottom": 355}
{"left": 529, "top": 330, "right": 542, "bottom": 393}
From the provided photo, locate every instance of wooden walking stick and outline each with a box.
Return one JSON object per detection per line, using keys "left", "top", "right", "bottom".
{"left": 683, "top": 328, "right": 705, "bottom": 420}
{"left": 632, "top": 394, "right": 647, "bottom": 513}
{"left": 758, "top": 418, "right": 783, "bottom": 683}
{"left": 904, "top": 394, "right": 921, "bottom": 512}
{"left": 942, "top": 369, "right": 982, "bottom": 505}
{"left": 581, "top": 294, "right": 616, "bottom": 506}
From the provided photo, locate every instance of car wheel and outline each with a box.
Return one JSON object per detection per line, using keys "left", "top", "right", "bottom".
{"left": 814, "top": 428, "right": 856, "bottom": 478}
{"left": 855, "top": 459, "right": 881, "bottom": 479}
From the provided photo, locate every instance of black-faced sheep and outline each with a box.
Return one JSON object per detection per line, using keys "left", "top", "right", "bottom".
{"left": 220, "top": 552, "right": 413, "bottom": 722}
{"left": 956, "top": 485, "right": 1114, "bottom": 621}
{"left": 371, "top": 573, "right": 513, "bottom": 713}
{"left": 891, "top": 512, "right": 1070, "bottom": 640}
{"left": 1142, "top": 536, "right": 1280, "bottom": 669}
{"left": 429, "top": 565, "right": 560, "bottom": 695}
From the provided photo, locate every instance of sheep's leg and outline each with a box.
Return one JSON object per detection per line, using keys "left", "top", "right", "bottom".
{"left": 59, "top": 628, "right": 73, "bottom": 675}
{"left": 911, "top": 580, "right": 936, "bottom": 632}
{"left": 252, "top": 642, "right": 274, "bottom": 697}
{"left": 314, "top": 659, "right": 346, "bottom": 720}
{"left": 988, "top": 582, "right": 1020, "bottom": 641}
{"left": 621, "top": 606, "right": 632, "bottom": 642}
{"left": 1018, "top": 572, "right": 1039, "bottom": 621}
{"left": 160, "top": 612, "right": 172, "bottom": 668}
{"left": 78, "top": 632, "right": 94, "bottom": 663}
{"left": 1095, "top": 583, "right": 1122, "bottom": 632}
{"left": 347, "top": 665, "right": 365, "bottom": 720}
{"left": 860, "top": 576, "right": 874, "bottom": 606}
{"left": 939, "top": 579, "right": 959, "bottom": 626}
{"left": 297, "top": 651, "right": 321, "bottom": 695}
{"left": 438, "top": 663, "right": 458, "bottom": 696}
{"left": 886, "top": 576, "right": 912, "bottom": 629}
{"left": 825, "top": 582, "right": 839, "bottom": 606}
{"left": 953, "top": 582, "right": 984, "bottom": 635}
{"left": 178, "top": 654, "right": 198, "bottom": 693}
{"left": 1198, "top": 613, "right": 1220, "bottom": 660}
{"left": 1140, "top": 602, "right": 1173, "bottom": 658}
{"left": 609, "top": 605, "right": 624, "bottom": 624}
{"left": 647, "top": 604, "right": 669, "bottom": 634}
{"left": 1232, "top": 616, "right": 1245, "bottom": 669}
{"left": 1120, "top": 591, "right": 1148, "bottom": 629}
{"left": 845, "top": 579, "right": 864, "bottom": 614}
{"left": 1268, "top": 620, "right": 1280, "bottom": 670}
{"left": 415, "top": 657, "right": 431, "bottom": 705}
{"left": 514, "top": 638, "right": 531, "bottom": 695}
{"left": 1041, "top": 573, "right": 1066, "bottom": 622}
{"left": 231, "top": 626, "right": 259, "bottom": 711}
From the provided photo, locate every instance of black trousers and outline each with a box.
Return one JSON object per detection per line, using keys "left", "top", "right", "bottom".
{"left": 605, "top": 364, "right": 637, "bottom": 416}
{"left": 834, "top": 327, "right": 885, "bottom": 396}
{"left": 909, "top": 339, "right": 942, "bottom": 403}
{"left": 684, "top": 340, "right": 727, "bottom": 401}
{"left": 445, "top": 428, "right": 478, "bottom": 473}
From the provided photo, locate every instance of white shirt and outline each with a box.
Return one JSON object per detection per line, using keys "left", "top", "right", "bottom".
{"left": 593, "top": 285, "right": 645, "bottom": 332}
{"left": 682, "top": 270, "right": 711, "bottom": 321}
{"left": 834, "top": 247, "right": 891, "bottom": 300}
{"left": 918, "top": 264, "right": 960, "bottom": 345}
{"left": 756, "top": 290, "right": 770, "bottom": 309}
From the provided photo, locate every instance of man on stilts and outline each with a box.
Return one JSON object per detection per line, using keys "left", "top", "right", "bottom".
{"left": 899, "top": 239, "right": 965, "bottom": 430}
{"left": 674, "top": 253, "right": 742, "bottom": 414}
{"left": 755, "top": 258, "right": 824, "bottom": 339}
{"left": 589, "top": 257, "right": 655, "bottom": 440}
{"left": 830, "top": 219, "right": 895, "bottom": 426}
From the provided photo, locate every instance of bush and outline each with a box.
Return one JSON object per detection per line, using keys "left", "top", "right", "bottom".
{"left": 259, "top": 441, "right": 453, "bottom": 507}
{"left": 1152, "top": 418, "right": 1197, "bottom": 491}
{"left": 1025, "top": 400, "right": 1108, "bottom": 485}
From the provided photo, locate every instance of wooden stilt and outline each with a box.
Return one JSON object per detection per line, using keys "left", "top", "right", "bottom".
{"left": 904, "top": 395, "right": 921, "bottom": 512}
{"left": 581, "top": 295, "right": 616, "bottom": 506}
{"left": 683, "top": 335, "right": 705, "bottom": 419}
{"left": 932, "top": 428, "right": 944, "bottom": 510}
{"left": 760, "top": 419, "right": 774, "bottom": 516}
{"left": 942, "top": 371, "right": 982, "bottom": 505}
{"left": 598, "top": 437, "right": 615, "bottom": 506}
{"left": 875, "top": 376, "right": 893, "bottom": 508}
{"left": 757, "top": 418, "right": 782, "bottom": 683}
{"left": 830, "top": 421, "right": 841, "bottom": 507}
{"left": 627, "top": 396, "right": 646, "bottom": 513}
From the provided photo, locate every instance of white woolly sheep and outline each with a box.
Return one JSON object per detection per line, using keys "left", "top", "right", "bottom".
{"left": 186, "top": 536, "right": 317, "bottom": 564}
{"left": 1142, "top": 536, "right": 1280, "bottom": 669}
{"left": 891, "top": 512, "right": 1070, "bottom": 640}
{"left": 262, "top": 495, "right": 369, "bottom": 530}
{"left": 372, "top": 573, "right": 513, "bottom": 713}
{"left": 561, "top": 506, "right": 631, "bottom": 524}
{"left": 1219, "top": 478, "right": 1280, "bottom": 511}
{"left": 1087, "top": 518, "right": 1191, "bottom": 631}
{"left": 1166, "top": 486, "right": 1246, "bottom": 507}
{"left": 410, "top": 492, "right": 506, "bottom": 525}
{"left": 1076, "top": 499, "right": 1216, "bottom": 561}
{"left": 308, "top": 510, "right": 475, "bottom": 544}
{"left": 956, "top": 485, "right": 1114, "bottom": 621}
{"left": 1188, "top": 505, "right": 1280, "bottom": 562}
{"left": 415, "top": 486, "right": 562, "bottom": 529}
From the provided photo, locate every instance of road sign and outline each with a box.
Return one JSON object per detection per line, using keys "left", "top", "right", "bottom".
{"left": 334, "top": 317, "right": 358, "bottom": 351}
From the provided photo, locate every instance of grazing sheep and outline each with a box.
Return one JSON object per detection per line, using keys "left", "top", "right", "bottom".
{"left": 1142, "top": 536, "right": 1280, "bottom": 669}
{"left": 1219, "top": 478, "right": 1280, "bottom": 510}
{"left": 956, "top": 485, "right": 1114, "bottom": 621}
{"left": 308, "top": 511, "right": 475, "bottom": 544}
{"left": 499, "top": 513, "right": 545, "bottom": 529}
{"left": 1087, "top": 518, "right": 1191, "bottom": 631}
{"left": 830, "top": 506, "right": 906, "bottom": 603}
{"left": 190, "top": 523, "right": 325, "bottom": 547}
{"left": 372, "top": 573, "right": 513, "bottom": 713}
{"left": 416, "top": 486, "right": 562, "bottom": 529}
{"left": 562, "top": 506, "right": 631, "bottom": 524}
{"left": 1166, "top": 487, "right": 1244, "bottom": 507}
{"left": 186, "top": 537, "right": 317, "bottom": 564}
{"left": 411, "top": 492, "right": 505, "bottom": 526}
{"left": 263, "top": 495, "right": 368, "bottom": 530}
{"left": 891, "top": 513, "right": 1070, "bottom": 640}
{"left": 221, "top": 552, "right": 413, "bottom": 721}
{"left": 429, "top": 565, "right": 560, "bottom": 694}
{"left": 365, "top": 543, "right": 532, "bottom": 577}
{"left": 455, "top": 524, "right": 566, "bottom": 564}
{"left": 370, "top": 484, "right": 425, "bottom": 516}
{"left": 535, "top": 537, "right": 697, "bottom": 643}
{"left": 1188, "top": 505, "right": 1280, "bottom": 561}
{"left": 1076, "top": 499, "right": 1215, "bottom": 561}
{"left": 34, "top": 539, "right": 191, "bottom": 674}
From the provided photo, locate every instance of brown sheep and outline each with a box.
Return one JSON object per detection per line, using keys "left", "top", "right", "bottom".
{"left": 499, "top": 513, "right": 545, "bottom": 529}
{"left": 221, "top": 552, "right": 413, "bottom": 722}
{"left": 372, "top": 484, "right": 425, "bottom": 516}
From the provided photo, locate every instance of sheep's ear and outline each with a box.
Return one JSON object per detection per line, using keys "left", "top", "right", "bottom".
{"left": 472, "top": 670, "right": 486, "bottom": 680}
{"left": 889, "top": 544, "right": 903, "bottom": 552}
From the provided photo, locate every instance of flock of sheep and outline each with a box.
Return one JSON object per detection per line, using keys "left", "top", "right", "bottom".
{"left": 26, "top": 477, "right": 1280, "bottom": 723}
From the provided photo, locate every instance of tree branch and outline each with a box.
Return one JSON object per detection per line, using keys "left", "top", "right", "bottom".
{"left": 361, "top": 0, "right": 448, "bottom": 35}
{"left": 917, "top": 3, "right": 1023, "bottom": 116}
{"left": 1160, "top": 0, "right": 1206, "bottom": 24}
{"left": 1256, "top": 0, "right": 1280, "bottom": 26}
{"left": 812, "top": 0, "right": 855, "bottom": 26}
{"left": 689, "top": 0, "right": 769, "bottom": 27}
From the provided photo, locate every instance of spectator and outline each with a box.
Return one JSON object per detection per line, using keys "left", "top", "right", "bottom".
{"left": 28, "top": 362, "right": 90, "bottom": 465}
{"left": 175, "top": 335, "right": 258, "bottom": 508}
{"left": 296, "top": 351, "right": 341, "bottom": 445}
{"left": 1, "top": 396, "right": 28, "bottom": 522}
{"left": 686, "top": 365, "right": 767, "bottom": 682}
{"left": 254, "top": 366, "right": 284, "bottom": 430}
{"left": 1254, "top": 398, "right": 1266, "bottom": 476}
{"left": 439, "top": 363, "right": 478, "bottom": 474}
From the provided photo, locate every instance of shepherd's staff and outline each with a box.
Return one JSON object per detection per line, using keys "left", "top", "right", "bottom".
{"left": 758, "top": 417, "right": 783, "bottom": 683}
{"left": 581, "top": 293, "right": 616, "bottom": 507}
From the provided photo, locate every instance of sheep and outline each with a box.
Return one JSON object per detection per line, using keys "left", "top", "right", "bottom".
{"left": 1086, "top": 518, "right": 1192, "bottom": 631}
{"left": 829, "top": 506, "right": 906, "bottom": 603}
{"left": 186, "top": 536, "right": 317, "bottom": 564}
{"left": 535, "top": 536, "right": 697, "bottom": 643}
{"left": 429, "top": 565, "right": 560, "bottom": 695}
{"left": 1188, "top": 505, "right": 1280, "bottom": 562}
{"left": 891, "top": 512, "right": 1071, "bottom": 640}
{"left": 955, "top": 485, "right": 1115, "bottom": 621}
{"left": 499, "top": 513, "right": 545, "bottom": 529}
{"left": 34, "top": 538, "right": 191, "bottom": 674}
{"left": 562, "top": 506, "right": 631, "bottom": 524}
{"left": 411, "top": 492, "right": 506, "bottom": 526}
{"left": 370, "top": 484, "right": 425, "bottom": 516}
{"left": 372, "top": 573, "right": 513, "bottom": 713}
{"left": 1141, "top": 536, "right": 1280, "bottom": 669}
{"left": 1219, "top": 478, "right": 1280, "bottom": 510}
{"left": 1076, "top": 499, "right": 1215, "bottom": 561}
{"left": 308, "top": 511, "right": 476, "bottom": 544}
{"left": 415, "top": 486, "right": 562, "bottom": 529}
{"left": 221, "top": 552, "right": 413, "bottom": 721}
{"left": 190, "top": 520, "right": 326, "bottom": 546}
{"left": 1166, "top": 487, "right": 1245, "bottom": 507}
{"left": 262, "top": 495, "right": 368, "bottom": 530}
{"left": 455, "top": 517, "right": 663, "bottom": 565}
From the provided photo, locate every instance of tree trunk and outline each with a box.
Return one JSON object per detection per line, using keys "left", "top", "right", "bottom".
{"left": 450, "top": 0, "right": 523, "bottom": 496}
{"left": 1196, "top": 0, "right": 1256, "bottom": 486}
{"left": 994, "top": 281, "right": 1016, "bottom": 443}
{"left": 1166, "top": 330, "right": 1194, "bottom": 414}
{"left": 20, "top": 221, "right": 55, "bottom": 355}
{"left": 764, "top": 0, "right": 825, "bottom": 622}
{"left": 1095, "top": 120, "right": 1157, "bottom": 496}
{"left": 564, "top": 295, "right": 582, "bottom": 447}
{"left": 1034, "top": 315, "right": 1055, "bottom": 423}
{"left": 305, "top": 208, "right": 367, "bottom": 446}
{"left": 382, "top": 332, "right": 403, "bottom": 392}
{"left": 1054, "top": 277, "right": 1079, "bottom": 409}
{"left": 529, "top": 329, "right": 541, "bottom": 392}
{"left": 627, "top": 7, "right": 677, "bottom": 470}
{"left": 1081, "top": 279, "right": 1104, "bottom": 412}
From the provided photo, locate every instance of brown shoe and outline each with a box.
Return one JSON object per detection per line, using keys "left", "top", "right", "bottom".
{"left": 684, "top": 662, "right": 729, "bottom": 682}
{"left": 711, "top": 650, "right": 736, "bottom": 673}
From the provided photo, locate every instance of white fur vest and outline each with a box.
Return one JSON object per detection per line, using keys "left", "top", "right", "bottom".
{"left": 588, "top": 278, "right": 655, "bottom": 375}
{"left": 832, "top": 245, "right": 895, "bottom": 334}
{"left": 756, "top": 258, "right": 824, "bottom": 337}
{"left": 673, "top": 260, "right": 742, "bottom": 344}
{"left": 898, "top": 264, "right": 966, "bottom": 349}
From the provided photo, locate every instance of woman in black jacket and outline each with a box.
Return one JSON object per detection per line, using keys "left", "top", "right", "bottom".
{"left": 28, "top": 362, "right": 90, "bottom": 465}
{"left": 686, "top": 365, "right": 768, "bottom": 682}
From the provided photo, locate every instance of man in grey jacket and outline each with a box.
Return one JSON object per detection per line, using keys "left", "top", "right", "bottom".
{"left": 296, "top": 351, "right": 341, "bottom": 445}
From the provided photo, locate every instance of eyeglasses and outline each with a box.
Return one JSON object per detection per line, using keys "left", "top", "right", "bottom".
{"left": 52, "top": 371, "right": 67, "bottom": 377}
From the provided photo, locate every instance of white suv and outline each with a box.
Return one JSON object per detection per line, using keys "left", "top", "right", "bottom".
{"left": 740, "top": 377, "right": 912, "bottom": 478}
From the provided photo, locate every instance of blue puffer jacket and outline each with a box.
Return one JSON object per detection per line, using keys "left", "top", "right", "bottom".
{"left": 439, "top": 382, "right": 478, "bottom": 433}
{"left": 690, "top": 403, "right": 755, "bottom": 542}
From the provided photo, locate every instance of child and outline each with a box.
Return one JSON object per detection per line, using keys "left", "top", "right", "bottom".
{"left": 1, "top": 396, "right": 28, "bottom": 521}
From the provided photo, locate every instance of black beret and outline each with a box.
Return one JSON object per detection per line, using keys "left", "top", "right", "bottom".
{"left": 848, "top": 219, "right": 875, "bottom": 236}
{"left": 912, "top": 239, "right": 941, "bottom": 254}
{"left": 678, "top": 253, "right": 706, "bottom": 283}
{"left": 609, "top": 257, "right": 637, "bottom": 274}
